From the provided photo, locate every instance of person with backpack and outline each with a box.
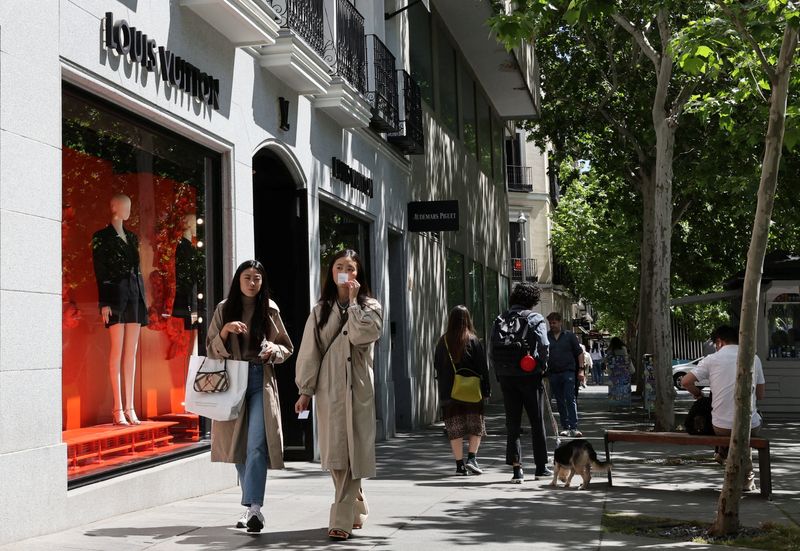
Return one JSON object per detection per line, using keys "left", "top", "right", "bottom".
{"left": 489, "top": 282, "right": 551, "bottom": 484}
{"left": 433, "top": 305, "right": 491, "bottom": 476}
{"left": 546, "top": 312, "right": 585, "bottom": 437}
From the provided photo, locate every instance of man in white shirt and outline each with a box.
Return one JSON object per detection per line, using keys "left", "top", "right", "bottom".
{"left": 682, "top": 325, "right": 766, "bottom": 491}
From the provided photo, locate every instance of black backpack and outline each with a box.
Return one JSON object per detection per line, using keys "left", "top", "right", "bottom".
{"left": 684, "top": 395, "right": 714, "bottom": 435}
{"left": 491, "top": 310, "right": 542, "bottom": 375}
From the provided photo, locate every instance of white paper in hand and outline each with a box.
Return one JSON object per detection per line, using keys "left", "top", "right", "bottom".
{"left": 298, "top": 410, "right": 310, "bottom": 419}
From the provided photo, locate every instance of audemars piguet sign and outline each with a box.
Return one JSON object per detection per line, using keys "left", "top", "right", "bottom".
{"left": 408, "top": 200, "right": 459, "bottom": 232}
{"left": 103, "top": 12, "right": 221, "bottom": 110}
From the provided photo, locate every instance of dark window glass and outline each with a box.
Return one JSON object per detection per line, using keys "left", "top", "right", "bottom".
{"left": 461, "top": 66, "right": 477, "bottom": 157}
{"left": 492, "top": 115, "right": 505, "bottom": 186}
{"left": 318, "top": 202, "right": 371, "bottom": 288}
{"left": 436, "top": 28, "right": 458, "bottom": 134}
{"left": 409, "top": 3, "right": 434, "bottom": 107}
{"left": 446, "top": 249, "right": 465, "bottom": 310}
{"left": 477, "top": 92, "right": 492, "bottom": 176}
{"left": 468, "top": 261, "right": 485, "bottom": 340}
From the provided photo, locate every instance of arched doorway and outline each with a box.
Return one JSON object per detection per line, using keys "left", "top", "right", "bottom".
{"left": 252, "top": 146, "right": 312, "bottom": 461}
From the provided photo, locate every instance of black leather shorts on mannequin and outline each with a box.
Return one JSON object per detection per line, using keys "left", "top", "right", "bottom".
{"left": 105, "top": 272, "right": 148, "bottom": 328}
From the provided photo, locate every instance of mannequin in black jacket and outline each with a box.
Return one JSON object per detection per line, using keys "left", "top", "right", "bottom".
{"left": 91, "top": 193, "right": 148, "bottom": 426}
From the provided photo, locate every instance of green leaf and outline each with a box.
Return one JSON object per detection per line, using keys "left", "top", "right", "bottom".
{"left": 695, "top": 45, "right": 714, "bottom": 58}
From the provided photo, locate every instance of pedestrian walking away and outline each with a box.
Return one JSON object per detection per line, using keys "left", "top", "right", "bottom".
{"left": 294, "top": 249, "right": 383, "bottom": 541}
{"left": 490, "top": 282, "right": 552, "bottom": 484}
{"left": 546, "top": 312, "right": 584, "bottom": 437}
{"left": 434, "top": 305, "right": 491, "bottom": 476}
{"left": 206, "top": 260, "right": 294, "bottom": 533}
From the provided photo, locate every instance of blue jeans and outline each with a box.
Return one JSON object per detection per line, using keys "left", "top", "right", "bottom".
{"left": 549, "top": 371, "right": 578, "bottom": 430}
{"left": 591, "top": 360, "right": 603, "bottom": 384}
{"left": 235, "top": 362, "right": 268, "bottom": 507}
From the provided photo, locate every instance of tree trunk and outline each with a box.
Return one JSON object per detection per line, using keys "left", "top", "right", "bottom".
{"left": 711, "top": 25, "right": 798, "bottom": 537}
{"left": 650, "top": 113, "right": 677, "bottom": 431}
{"left": 635, "top": 177, "right": 655, "bottom": 392}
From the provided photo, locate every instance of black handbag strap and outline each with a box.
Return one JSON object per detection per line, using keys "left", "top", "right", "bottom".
{"left": 444, "top": 339, "right": 480, "bottom": 377}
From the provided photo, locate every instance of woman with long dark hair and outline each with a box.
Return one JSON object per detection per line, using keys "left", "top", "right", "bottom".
{"left": 294, "top": 249, "right": 383, "bottom": 541}
{"left": 206, "top": 260, "right": 293, "bottom": 533}
{"left": 434, "top": 305, "right": 491, "bottom": 475}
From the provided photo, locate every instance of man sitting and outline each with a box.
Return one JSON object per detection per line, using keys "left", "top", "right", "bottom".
{"left": 682, "top": 325, "right": 766, "bottom": 491}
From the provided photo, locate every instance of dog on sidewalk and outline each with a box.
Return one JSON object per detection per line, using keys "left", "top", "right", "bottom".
{"left": 550, "top": 439, "right": 611, "bottom": 490}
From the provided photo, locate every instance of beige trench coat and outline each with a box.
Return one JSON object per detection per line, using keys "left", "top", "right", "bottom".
{"left": 295, "top": 298, "right": 382, "bottom": 479}
{"left": 207, "top": 298, "right": 293, "bottom": 469}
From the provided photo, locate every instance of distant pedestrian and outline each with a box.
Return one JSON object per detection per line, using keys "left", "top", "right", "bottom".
{"left": 546, "top": 312, "right": 584, "bottom": 437}
{"left": 294, "top": 249, "right": 383, "bottom": 541}
{"left": 434, "top": 305, "right": 491, "bottom": 476}
{"left": 590, "top": 345, "right": 604, "bottom": 385}
{"left": 579, "top": 344, "right": 592, "bottom": 389}
{"left": 490, "top": 282, "right": 551, "bottom": 484}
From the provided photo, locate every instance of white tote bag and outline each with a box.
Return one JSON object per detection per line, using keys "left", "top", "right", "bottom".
{"left": 184, "top": 356, "right": 249, "bottom": 421}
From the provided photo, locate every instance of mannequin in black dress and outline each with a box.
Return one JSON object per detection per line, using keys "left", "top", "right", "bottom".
{"left": 91, "top": 194, "right": 148, "bottom": 426}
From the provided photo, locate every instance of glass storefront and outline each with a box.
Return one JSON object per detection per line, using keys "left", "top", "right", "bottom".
{"left": 767, "top": 292, "right": 800, "bottom": 360}
{"left": 319, "top": 202, "right": 372, "bottom": 286}
{"left": 61, "top": 86, "right": 220, "bottom": 484}
{"left": 468, "top": 261, "right": 485, "bottom": 339}
{"left": 446, "top": 249, "right": 465, "bottom": 311}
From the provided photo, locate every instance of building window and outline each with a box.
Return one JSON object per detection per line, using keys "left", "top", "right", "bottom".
{"left": 486, "top": 268, "right": 500, "bottom": 328}
{"left": 492, "top": 115, "right": 505, "bottom": 186}
{"left": 61, "top": 86, "right": 220, "bottom": 485}
{"left": 409, "top": 2, "right": 434, "bottom": 108}
{"left": 477, "top": 92, "right": 492, "bottom": 176}
{"left": 436, "top": 27, "right": 458, "bottom": 135}
{"left": 318, "top": 202, "right": 372, "bottom": 286}
{"left": 509, "top": 221, "right": 523, "bottom": 258}
{"left": 468, "top": 261, "right": 485, "bottom": 340}
{"left": 460, "top": 66, "right": 477, "bottom": 158}
{"left": 446, "top": 249, "right": 465, "bottom": 310}
{"left": 500, "top": 274, "right": 510, "bottom": 311}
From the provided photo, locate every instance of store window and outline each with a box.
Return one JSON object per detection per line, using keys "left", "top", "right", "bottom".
{"left": 468, "top": 261, "right": 485, "bottom": 339}
{"left": 62, "top": 86, "right": 220, "bottom": 485}
{"left": 446, "top": 249, "right": 465, "bottom": 310}
{"left": 409, "top": 2, "right": 434, "bottom": 107}
{"left": 767, "top": 292, "right": 800, "bottom": 360}
{"left": 499, "top": 274, "right": 510, "bottom": 311}
{"left": 318, "top": 202, "right": 372, "bottom": 287}
{"left": 436, "top": 27, "right": 458, "bottom": 135}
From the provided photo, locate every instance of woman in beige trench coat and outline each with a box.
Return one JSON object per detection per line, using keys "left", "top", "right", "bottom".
{"left": 207, "top": 260, "right": 293, "bottom": 533}
{"left": 295, "top": 249, "right": 382, "bottom": 541}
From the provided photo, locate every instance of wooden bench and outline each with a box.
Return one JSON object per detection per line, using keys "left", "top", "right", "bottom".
{"left": 604, "top": 430, "right": 772, "bottom": 499}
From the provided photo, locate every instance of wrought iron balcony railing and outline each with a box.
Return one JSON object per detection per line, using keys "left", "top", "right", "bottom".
{"left": 507, "top": 165, "right": 533, "bottom": 192}
{"left": 334, "top": 0, "right": 366, "bottom": 93}
{"left": 387, "top": 70, "right": 424, "bottom": 154}
{"left": 510, "top": 258, "right": 538, "bottom": 282}
{"left": 270, "top": 0, "right": 325, "bottom": 58}
{"left": 366, "top": 35, "right": 399, "bottom": 132}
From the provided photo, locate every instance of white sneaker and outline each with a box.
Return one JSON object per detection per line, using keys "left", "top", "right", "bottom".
{"left": 245, "top": 509, "right": 265, "bottom": 533}
{"left": 235, "top": 511, "right": 248, "bottom": 529}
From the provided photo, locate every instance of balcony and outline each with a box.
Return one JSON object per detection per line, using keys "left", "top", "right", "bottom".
{"left": 387, "top": 71, "right": 424, "bottom": 155}
{"left": 507, "top": 165, "right": 533, "bottom": 192}
{"left": 181, "top": 0, "right": 280, "bottom": 46}
{"left": 510, "top": 258, "right": 538, "bottom": 283}
{"left": 259, "top": 0, "right": 331, "bottom": 95}
{"left": 366, "top": 35, "right": 399, "bottom": 133}
{"left": 314, "top": 0, "right": 371, "bottom": 128}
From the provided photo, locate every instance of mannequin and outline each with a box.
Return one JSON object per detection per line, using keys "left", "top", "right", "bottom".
{"left": 91, "top": 193, "right": 149, "bottom": 426}
{"left": 173, "top": 213, "right": 199, "bottom": 330}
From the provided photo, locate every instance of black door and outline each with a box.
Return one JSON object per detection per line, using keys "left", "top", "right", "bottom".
{"left": 253, "top": 149, "right": 312, "bottom": 461}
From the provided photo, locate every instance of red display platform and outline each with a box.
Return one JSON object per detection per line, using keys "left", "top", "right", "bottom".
{"left": 63, "top": 421, "right": 177, "bottom": 469}
{"left": 150, "top": 413, "right": 201, "bottom": 442}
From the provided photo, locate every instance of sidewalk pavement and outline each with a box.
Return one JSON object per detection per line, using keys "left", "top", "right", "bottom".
{"left": 5, "top": 384, "right": 800, "bottom": 550}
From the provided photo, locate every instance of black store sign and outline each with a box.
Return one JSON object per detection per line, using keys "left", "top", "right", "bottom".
{"left": 331, "top": 158, "right": 374, "bottom": 198}
{"left": 408, "top": 200, "right": 459, "bottom": 232}
{"left": 103, "top": 12, "right": 221, "bottom": 110}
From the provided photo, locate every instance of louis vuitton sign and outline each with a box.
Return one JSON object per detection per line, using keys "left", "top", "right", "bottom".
{"left": 103, "top": 12, "right": 220, "bottom": 110}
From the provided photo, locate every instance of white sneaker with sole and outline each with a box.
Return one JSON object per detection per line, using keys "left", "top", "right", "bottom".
{"left": 245, "top": 510, "right": 265, "bottom": 533}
